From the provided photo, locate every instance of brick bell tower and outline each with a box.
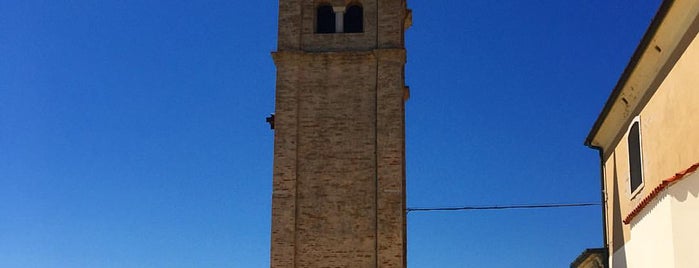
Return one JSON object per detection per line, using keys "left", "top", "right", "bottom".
{"left": 270, "top": 0, "right": 411, "bottom": 267}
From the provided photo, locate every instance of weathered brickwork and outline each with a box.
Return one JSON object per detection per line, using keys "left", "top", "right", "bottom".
{"left": 271, "top": 1, "right": 410, "bottom": 267}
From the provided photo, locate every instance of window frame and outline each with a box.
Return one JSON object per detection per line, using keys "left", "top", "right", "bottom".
{"left": 627, "top": 116, "right": 645, "bottom": 199}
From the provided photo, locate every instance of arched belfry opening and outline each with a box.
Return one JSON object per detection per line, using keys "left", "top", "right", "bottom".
{"left": 316, "top": 4, "right": 335, "bottom": 34}
{"left": 344, "top": 4, "right": 363, "bottom": 33}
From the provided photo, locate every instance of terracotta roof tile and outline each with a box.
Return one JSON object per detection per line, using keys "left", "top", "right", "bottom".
{"left": 623, "top": 162, "right": 699, "bottom": 224}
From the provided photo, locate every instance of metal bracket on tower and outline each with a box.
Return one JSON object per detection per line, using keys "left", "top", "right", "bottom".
{"left": 266, "top": 114, "right": 275, "bottom": 130}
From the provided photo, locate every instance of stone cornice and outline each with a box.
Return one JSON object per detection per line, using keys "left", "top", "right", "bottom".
{"left": 272, "top": 48, "right": 406, "bottom": 65}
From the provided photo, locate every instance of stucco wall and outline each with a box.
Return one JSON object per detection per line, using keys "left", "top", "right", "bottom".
{"left": 614, "top": 171, "right": 699, "bottom": 268}
{"left": 669, "top": 172, "right": 699, "bottom": 268}
{"left": 624, "top": 191, "right": 675, "bottom": 268}
{"left": 603, "top": 30, "right": 699, "bottom": 252}
{"left": 637, "top": 32, "right": 699, "bottom": 193}
{"left": 602, "top": 12, "right": 699, "bottom": 268}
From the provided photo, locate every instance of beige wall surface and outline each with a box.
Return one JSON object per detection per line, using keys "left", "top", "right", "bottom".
{"left": 627, "top": 30, "right": 699, "bottom": 218}
{"left": 604, "top": 152, "right": 628, "bottom": 252}
{"left": 589, "top": 0, "right": 699, "bottom": 152}
{"left": 636, "top": 31, "right": 699, "bottom": 186}
{"left": 603, "top": 31, "right": 699, "bottom": 251}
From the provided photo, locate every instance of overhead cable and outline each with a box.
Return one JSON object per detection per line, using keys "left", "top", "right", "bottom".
{"left": 406, "top": 203, "right": 600, "bottom": 213}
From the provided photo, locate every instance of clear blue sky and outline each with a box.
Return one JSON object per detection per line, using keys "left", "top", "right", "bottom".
{"left": 0, "top": 1, "right": 661, "bottom": 267}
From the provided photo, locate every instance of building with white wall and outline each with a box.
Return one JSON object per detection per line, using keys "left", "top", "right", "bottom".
{"left": 584, "top": 0, "right": 699, "bottom": 267}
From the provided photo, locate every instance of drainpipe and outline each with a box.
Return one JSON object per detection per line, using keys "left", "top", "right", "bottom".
{"left": 588, "top": 144, "right": 609, "bottom": 268}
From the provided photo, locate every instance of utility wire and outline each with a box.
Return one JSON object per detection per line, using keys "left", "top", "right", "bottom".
{"left": 406, "top": 202, "right": 600, "bottom": 213}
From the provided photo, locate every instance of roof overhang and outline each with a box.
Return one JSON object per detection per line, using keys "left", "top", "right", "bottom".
{"left": 570, "top": 248, "right": 607, "bottom": 268}
{"left": 585, "top": 0, "right": 699, "bottom": 156}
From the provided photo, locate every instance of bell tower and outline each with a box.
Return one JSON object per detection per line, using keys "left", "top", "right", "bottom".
{"left": 270, "top": 1, "right": 411, "bottom": 267}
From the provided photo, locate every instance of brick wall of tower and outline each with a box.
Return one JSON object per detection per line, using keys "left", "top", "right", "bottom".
{"left": 272, "top": 49, "right": 405, "bottom": 267}
{"left": 271, "top": 1, "right": 409, "bottom": 267}
{"left": 270, "top": 51, "right": 301, "bottom": 268}
{"left": 297, "top": 51, "right": 377, "bottom": 267}
{"left": 375, "top": 49, "right": 406, "bottom": 268}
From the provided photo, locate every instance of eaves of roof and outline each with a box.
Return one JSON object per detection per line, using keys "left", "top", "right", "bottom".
{"left": 584, "top": 0, "right": 674, "bottom": 148}
{"left": 569, "top": 248, "right": 606, "bottom": 268}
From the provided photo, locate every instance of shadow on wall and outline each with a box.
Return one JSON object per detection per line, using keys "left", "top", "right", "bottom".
{"left": 611, "top": 154, "right": 628, "bottom": 267}
{"left": 672, "top": 172, "right": 699, "bottom": 202}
